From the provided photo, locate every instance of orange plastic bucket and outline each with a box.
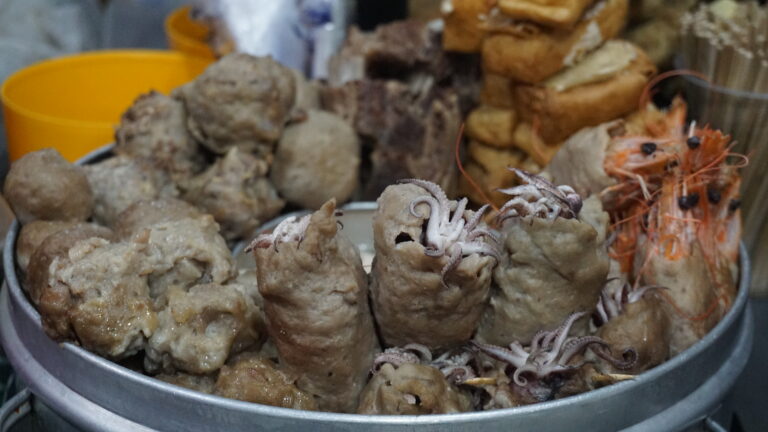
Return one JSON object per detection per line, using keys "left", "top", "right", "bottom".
{"left": 165, "top": 6, "right": 216, "bottom": 61}
{"left": 1, "top": 50, "right": 210, "bottom": 162}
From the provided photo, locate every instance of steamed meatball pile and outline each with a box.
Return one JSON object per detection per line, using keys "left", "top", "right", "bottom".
{"left": 4, "top": 52, "right": 367, "bottom": 413}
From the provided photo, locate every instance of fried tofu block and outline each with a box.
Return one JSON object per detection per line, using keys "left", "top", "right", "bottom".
{"left": 498, "top": 0, "right": 595, "bottom": 29}
{"left": 480, "top": 72, "right": 515, "bottom": 108}
{"left": 511, "top": 122, "right": 561, "bottom": 166}
{"left": 458, "top": 141, "right": 526, "bottom": 207}
{"left": 443, "top": 0, "right": 497, "bottom": 52}
{"left": 482, "top": 0, "right": 628, "bottom": 83}
{"left": 515, "top": 42, "right": 656, "bottom": 143}
{"left": 466, "top": 106, "right": 517, "bottom": 148}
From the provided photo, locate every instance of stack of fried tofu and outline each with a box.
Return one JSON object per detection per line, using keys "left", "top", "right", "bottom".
{"left": 443, "top": 0, "right": 656, "bottom": 207}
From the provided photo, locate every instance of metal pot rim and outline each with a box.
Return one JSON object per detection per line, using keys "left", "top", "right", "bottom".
{"left": 0, "top": 143, "right": 753, "bottom": 424}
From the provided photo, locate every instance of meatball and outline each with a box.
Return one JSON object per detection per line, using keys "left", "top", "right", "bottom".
{"left": 40, "top": 238, "right": 157, "bottom": 358}
{"left": 145, "top": 283, "right": 263, "bottom": 374}
{"left": 176, "top": 53, "right": 296, "bottom": 155}
{"left": 115, "top": 91, "right": 205, "bottom": 184}
{"left": 271, "top": 109, "right": 360, "bottom": 210}
{"left": 15, "top": 220, "right": 77, "bottom": 274}
{"left": 214, "top": 353, "right": 317, "bottom": 410}
{"left": 184, "top": 147, "right": 284, "bottom": 241}
{"left": 113, "top": 198, "right": 201, "bottom": 240}
{"left": 25, "top": 223, "right": 113, "bottom": 305}
{"left": 140, "top": 215, "right": 235, "bottom": 305}
{"left": 3, "top": 148, "right": 93, "bottom": 224}
{"left": 84, "top": 156, "right": 178, "bottom": 227}
{"left": 155, "top": 372, "right": 216, "bottom": 394}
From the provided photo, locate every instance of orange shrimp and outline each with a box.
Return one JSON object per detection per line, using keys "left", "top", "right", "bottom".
{"left": 603, "top": 99, "right": 743, "bottom": 324}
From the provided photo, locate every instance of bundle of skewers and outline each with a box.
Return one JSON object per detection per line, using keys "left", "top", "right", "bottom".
{"left": 679, "top": 0, "right": 768, "bottom": 294}
{"left": 680, "top": 0, "right": 768, "bottom": 92}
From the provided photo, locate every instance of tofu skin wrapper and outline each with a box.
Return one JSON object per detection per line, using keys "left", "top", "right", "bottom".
{"left": 596, "top": 296, "right": 670, "bottom": 374}
{"left": 253, "top": 200, "right": 378, "bottom": 413}
{"left": 370, "top": 184, "right": 496, "bottom": 351}
{"left": 478, "top": 215, "right": 609, "bottom": 345}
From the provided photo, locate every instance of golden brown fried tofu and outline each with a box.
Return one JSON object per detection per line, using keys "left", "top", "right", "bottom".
{"left": 497, "top": 0, "right": 595, "bottom": 29}
{"left": 515, "top": 41, "right": 656, "bottom": 143}
{"left": 482, "top": 0, "right": 629, "bottom": 83}
{"left": 480, "top": 72, "right": 515, "bottom": 108}
{"left": 442, "top": 0, "right": 497, "bottom": 52}
{"left": 466, "top": 106, "right": 517, "bottom": 148}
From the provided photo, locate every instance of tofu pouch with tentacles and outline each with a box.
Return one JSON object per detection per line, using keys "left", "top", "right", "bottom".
{"left": 370, "top": 180, "right": 500, "bottom": 351}
{"left": 249, "top": 200, "right": 378, "bottom": 413}
{"left": 477, "top": 169, "right": 610, "bottom": 346}
{"left": 474, "top": 311, "right": 636, "bottom": 407}
{"left": 357, "top": 344, "right": 475, "bottom": 414}
{"left": 592, "top": 281, "right": 670, "bottom": 374}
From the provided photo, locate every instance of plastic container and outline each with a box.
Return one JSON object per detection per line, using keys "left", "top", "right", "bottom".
{"left": 1, "top": 50, "right": 210, "bottom": 162}
{"left": 164, "top": 6, "right": 216, "bottom": 61}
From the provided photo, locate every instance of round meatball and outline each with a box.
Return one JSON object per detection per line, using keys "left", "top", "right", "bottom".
{"left": 114, "top": 198, "right": 201, "bottom": 240}
{"left": 3, "top": 148, "right": 93, "bottom": 224}
{"left": 15, "top": 220, "right": 77, "bottom": 274}
{"left": 271, "top": 109, "right": 360, "bottom": 209}
{"left": 184, "top": 147, "right": 284, "bottom": 241}
{"left": 25, "top": 223, "right": 113, "bottom": 305}
{"left": 176, "top": 53, "right": 296, "bottom": 155}
{"left": 115, "top": 91, "right": 205, "bottom": 184}
{"left": 84, "top": 156, "right": 178, "bottom": 227}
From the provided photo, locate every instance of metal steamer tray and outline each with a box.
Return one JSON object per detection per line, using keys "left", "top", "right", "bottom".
{"left": 0, "top": 146, "right": 755, "bottom": 432}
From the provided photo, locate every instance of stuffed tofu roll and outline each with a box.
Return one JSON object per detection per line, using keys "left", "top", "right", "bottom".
{"left": 593, "top": 281, "right": 669, "bottom": 374}
{"left": 370, "top": 180, "right": 499, "bottom": 351}
{"left": 249, "top": 200, "right": 377, "bottom": 413}
{"left": 477, "top": 169, "right": 609, "bottom": 345}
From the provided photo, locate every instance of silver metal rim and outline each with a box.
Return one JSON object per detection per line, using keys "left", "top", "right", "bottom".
{"left": 0, "top": 211, "right": 753, "bottom": 428}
